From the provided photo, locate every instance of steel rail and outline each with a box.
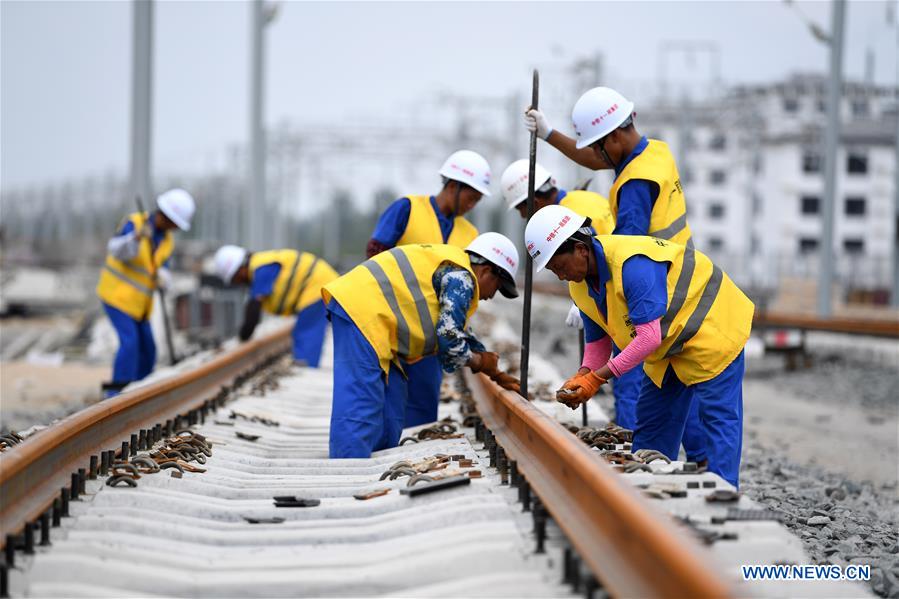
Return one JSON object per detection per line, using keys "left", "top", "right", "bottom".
{"left": 0, "top": 325, "right": 292, "bottom": 547}
{"left": 465, "top": 370, "right": 733, "bottom": 599}
{"left": 532, "top": 282, "right": 899, "bottom": 338}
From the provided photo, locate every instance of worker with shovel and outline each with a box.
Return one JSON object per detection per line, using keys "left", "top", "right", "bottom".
{"left": 96, "top": 189, "right": 195, "bottom": 397}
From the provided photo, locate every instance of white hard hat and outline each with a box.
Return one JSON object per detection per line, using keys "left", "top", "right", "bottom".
{"left": 524, "top": 205, "right": 588, "bottom": 272}
{"left": 501, "top": 159, "right": 554, "bottom": 211}
{"left": 465, "top": 232, "right": 519, "bottom": 298}
{"left": 156, "top": 188, "right": 196, "bottom": 231}
{"left": 438, "top": 150, "right": 492, "bottom": 196}
{"left": 213, "top": 244, "right": 248, "bottom": 284}
{"left": 571, "top": 87, "right": 635, "bottom": 149}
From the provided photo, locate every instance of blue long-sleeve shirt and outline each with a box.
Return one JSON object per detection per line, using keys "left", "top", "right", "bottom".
{"left": 371, "top": 196, "right": 456, "bottom": 246}
{"left": 432, "top": 263, "right": 485, "bottom": 372}
{"left": 611, "top": 137, "right": 659, "bottom": 236}
{"left": 250, "top": 262, "right": 281, "bottom": 299}
{"left": 580, "top": 238, "right": 668, "bottom": 343}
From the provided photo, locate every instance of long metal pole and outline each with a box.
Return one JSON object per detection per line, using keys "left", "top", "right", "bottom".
{"left": 248, "top": 0, "right": 266, "bottom": 250}
{"left": 129, "top": 0, "right": 153, "bottom": 206}
{"left": 519, "top": 70, "right": 539, "bottom": 400}
{"left": 892, "top": 17, "right": 899, "bottom": 308}
{"left": 818, "top": 0, "right": 846, "bottom": 317}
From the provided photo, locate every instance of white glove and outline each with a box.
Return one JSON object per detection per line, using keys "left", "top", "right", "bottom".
{"left": 157, "top": 267, "right": 172, "bottom": 291}
{"left": 565, "top": 303, "right": 584, "bottom": 330}
{"left": 523, "top": 108, "right": 553, "bottom": 140}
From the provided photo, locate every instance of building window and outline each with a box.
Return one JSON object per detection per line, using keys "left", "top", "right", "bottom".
{"left": 847, "top": 151, "right": 868, "bottom": 175}
{"left": 708, "top": 203, "right": 725, "bottom": 219}
{"left": 708, "top": 237, "right": 724, "bottom": 252}
{"left": 752, "top": 193, "right": 762, "bottom": 216}
{"left": 850, "top": 98, "right": 869, "bottom": 118}
{"left": 816, "top": 98, "right": 826, "bottom": 113}
{"left": 802, "top": 151, "right": 822, "bottom": 173}
{"left": 801, "top": 196, "right": 820, "bottom": 215}
{"left": 845, "top": 196, "right": 866, "bottom": 216}
{"left": 783, "top": 97, "right": 799, "bottom": 113}
{"left": 709, "top": 170, "right": 726, "bottom": 185}
{"left": 843, "top": 239, "right": 865, "bottom": 254}
{"left": 799, "top": 238, "right": 819, "bottom": 253}
{"left": 709, "top": 133, "right": 727, "bottom": 150}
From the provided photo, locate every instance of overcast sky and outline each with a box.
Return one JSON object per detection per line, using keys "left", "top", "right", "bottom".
{"left": 2, "top": 0, "right": 897, "bottom": 191}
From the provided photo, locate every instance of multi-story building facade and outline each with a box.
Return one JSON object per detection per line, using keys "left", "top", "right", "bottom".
{"left": 638, "top": 74, "right": 897, "bottom": 305}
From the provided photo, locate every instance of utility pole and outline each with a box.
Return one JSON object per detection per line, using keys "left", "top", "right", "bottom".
{"left": 129, "top": 0, "right": 154, "bottom": 208}
{"left": 818, "top": 0, "right": 846, "bottom": 317}
{"left": 247, "top": 1, "right": 278, "bottom": 250}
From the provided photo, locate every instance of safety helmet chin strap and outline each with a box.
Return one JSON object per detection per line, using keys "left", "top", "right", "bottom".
{"left": 452, "top": 180, "right": 462, "bottom": 219}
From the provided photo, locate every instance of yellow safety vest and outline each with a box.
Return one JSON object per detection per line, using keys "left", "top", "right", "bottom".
{"left": 559, "top": 190, "right": 615, "bottom": 236}
{"left": 249, "top": 250, "right": 338, "bottom": 316}
{"left": 569, "top": 235, "right": 753, "bottom": 387}
{"left": 323, "top": 244, "right": 479, "bottom": 375}
{"left": 96, "top": 212, "right": 174, "bottom": 321}
{"left": 395, "top": 195, "right": 479, "bottom": 248}
{"left": 608, "top": 140, "right": 693, "bottom": 246}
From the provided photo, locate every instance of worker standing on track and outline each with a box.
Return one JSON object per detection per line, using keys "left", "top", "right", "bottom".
{"left": 365, "top": 149, "right": 493, "bottom": 429}
{"left": 212, "top": 245, "right": 338, "bottom": 367}
{"left": 525, "top": 87, "right": 704, "bottom": 464}
{"left": 324, "top": 233, "right": 520, "bottom": 459}
{"left": 96, "top": 189, "right": 196, "bottom": 397}
{"left": 524, "top": 205, "right": 753, "bottom": 487}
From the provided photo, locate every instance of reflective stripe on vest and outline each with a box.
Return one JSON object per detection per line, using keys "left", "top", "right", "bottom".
{"left": 568, "top": 235, "right": 753, "bottom": 387}
{"left": 395, "top": 195, "right": 479, "bottom": 248}
{"left": 291, "top": 257, "right": 321, "bottom": 313}
{"left": 274, "top": 256, "right": 303, "bottom": 315}
{"left": 607, "top": 140, "right": 693, "bottom": 246}
{"left": 102, "top": 265, "right": 152, "bottom": 296}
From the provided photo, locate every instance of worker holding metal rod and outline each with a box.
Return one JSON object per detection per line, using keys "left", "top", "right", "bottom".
{"left": 525, "top": 87, "right": 706, "bottom": 465}
{"left": 212, "top": 245, "right": 338, "bottom": 367}
{"left": 524, "top": 205, "right": 753, "bottom": 487}
{"left": 96, "top": 189, "right": 196, "bottom": 397}
{"left": 364, "top": 150, "right": 493, "bottom": 429}
{"left": 324, "top": 233, "right": 520, "bottom": 459}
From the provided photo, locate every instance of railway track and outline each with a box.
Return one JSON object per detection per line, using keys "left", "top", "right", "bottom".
{"left": 0, "top": 303, "right": 869, "bottom": 598}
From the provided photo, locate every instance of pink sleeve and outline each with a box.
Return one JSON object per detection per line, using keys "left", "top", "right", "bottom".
{"left": 608, "top": 318, "right": 662, "bottom": 378}
{"left": 581, "top": 336, "right": 612, "bottom": 371}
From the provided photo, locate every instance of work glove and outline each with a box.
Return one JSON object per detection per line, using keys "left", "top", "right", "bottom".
{"left": 490, "top": 371, "right": 520, "bottom": 394}
{"left": 156, "top": 267, "right": 172, "bottom": 291}
{"left": 556, "top": 371, "right": 607, "bottom": 409}
{"left": 468, "top": 351, "right": 500, "bottom": 375}
{"left": 523, "top": 108, "right": 553, "bottom": 140}
{"left": 565, "top": 303, "right": 584, "bottom": 330}
{"left": 136, "top": 222, "right": 153, "bottom": 240}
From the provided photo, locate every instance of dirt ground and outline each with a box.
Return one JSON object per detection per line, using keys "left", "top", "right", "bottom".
{"left": 0, "top": 360, "right": 108, "bottom": 431}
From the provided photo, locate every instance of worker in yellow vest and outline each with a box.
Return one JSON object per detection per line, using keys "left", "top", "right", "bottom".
{"left": 500, "top": 159, "right": 615, "bottom": 234}
{"left": 212, "top": 245, "right": 338, "bottom": 367}
{"left": 364, "top": 149, "right": 493, "bottom": 429}
{"left": 524, "top": 206, "right": 753, "bottom": 487}
{"left": 525, "top": 88, "right": 703, "bottom": 463}
{"left": 323, "top": 233, "right": 520, "bottom": 459}
{"left": 96, "top": 189, "right": 196, "bottom": 396}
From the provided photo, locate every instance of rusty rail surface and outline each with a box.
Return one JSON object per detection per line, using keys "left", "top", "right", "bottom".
{"left": 465, "top": 370, "right": 733, "bottom": 599}
{"left": 532, "top": 282, "right": 899, "bottom": 338}
{"left": 0, "top": 326, "right": 292, "bottom": 546}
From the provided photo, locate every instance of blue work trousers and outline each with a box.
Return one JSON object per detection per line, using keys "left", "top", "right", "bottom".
{"left": 328, "top": 301, "right": 408, "bottom": 459}
{"left": 103, "top": 303, "right": 156, "bottom": 387}
{"left": 292, "top": 300, "right": 328, "bottom": 367}
{"left": 402, "top": 355, "right": 443, "bottom": 428}
{"left": 631, "top": 351, "right": 745, "bottom": 488}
